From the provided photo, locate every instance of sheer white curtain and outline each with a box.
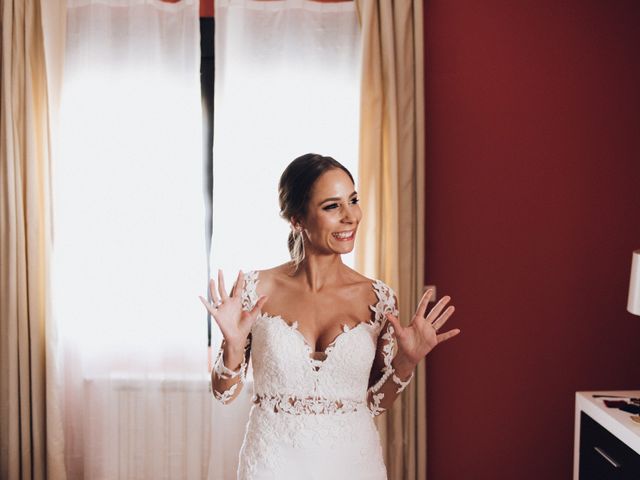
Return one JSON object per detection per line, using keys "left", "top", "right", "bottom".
{"left": 212, "top": 0, "right": 362, "bottom": 277}
{"left": 54, "top": 1, "right": 209, "bottom": 478}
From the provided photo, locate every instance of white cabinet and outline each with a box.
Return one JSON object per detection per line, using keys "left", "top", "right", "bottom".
{"left": 574, "top": 391, "right": 640, "bottom": 479}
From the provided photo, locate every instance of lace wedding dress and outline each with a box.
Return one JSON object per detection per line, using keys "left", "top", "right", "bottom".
{"left": 211, "top": 271, "right": 413, "bottom": 480}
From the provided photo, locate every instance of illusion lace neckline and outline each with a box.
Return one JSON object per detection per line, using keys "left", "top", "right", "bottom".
{"left": 250, "top": 270, "right": 385, "bottom": 359}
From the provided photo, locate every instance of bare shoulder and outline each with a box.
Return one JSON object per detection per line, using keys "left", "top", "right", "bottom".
{"left": 339, "top": 265, "right": 375, "bottom": 287}
{"left": 253, "top": 262, "right": 297, "bottom": 294}
{"left": 341, "top": 266, "right": 398, "bottom": 308}
{"left": 337, "top": 266, "right": 382, "bottom": 305}
{"left": 336, "top": 267, "right": 394, "bottom": 322}
{"left": 344, "top": 266, "right": 394, "bottom": 292}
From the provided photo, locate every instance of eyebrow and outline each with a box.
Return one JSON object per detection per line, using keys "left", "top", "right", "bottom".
{"left": 318, "top": 191, "right": 358, "bottom": 206}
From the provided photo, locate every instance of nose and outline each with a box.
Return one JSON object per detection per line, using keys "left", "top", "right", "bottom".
{"left": 341, "top": 207, "right": 355, "bottom": 224}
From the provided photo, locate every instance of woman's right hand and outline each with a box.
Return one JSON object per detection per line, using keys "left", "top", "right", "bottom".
{"left": 199, "top": 270, "right": 267, "bottom": 351}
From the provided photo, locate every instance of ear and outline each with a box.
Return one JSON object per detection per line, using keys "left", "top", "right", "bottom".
{"left": 290, "top": 216, "right": 303, "bottom": 231}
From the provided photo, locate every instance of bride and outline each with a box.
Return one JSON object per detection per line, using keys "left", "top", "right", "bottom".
{"left": 199, "top": 153, "right": 460, "bottom": 480}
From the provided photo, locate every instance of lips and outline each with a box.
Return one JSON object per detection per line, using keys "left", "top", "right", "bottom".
{"left": 332, "top": 230, "right": 355, "bottom": 241}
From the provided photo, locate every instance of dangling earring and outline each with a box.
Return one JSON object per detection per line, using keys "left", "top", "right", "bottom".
{"left": 294, "top": 225, "right": 305, "bottom": 264}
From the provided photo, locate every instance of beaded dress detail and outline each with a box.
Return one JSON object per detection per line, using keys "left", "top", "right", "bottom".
{"left": 211, "top": 270, "right": 412, "bottom": 480}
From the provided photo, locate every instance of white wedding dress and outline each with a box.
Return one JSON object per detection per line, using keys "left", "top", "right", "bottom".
{"left": 211, "top": 271, "right": 413, "bottom": 480}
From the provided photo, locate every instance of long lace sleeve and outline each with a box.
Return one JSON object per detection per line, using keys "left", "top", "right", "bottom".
{"left": 211, "top": 335, "right": 251, "bottom": 404}
{"left": 210, "top": 270, "right": 259, "bottom": 404}
{"left": 366, "top": 286, "right": 415, "bottom": 416}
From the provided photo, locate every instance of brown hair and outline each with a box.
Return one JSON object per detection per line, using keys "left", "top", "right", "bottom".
{"left": 278, "top": 153, "right": 354, "bottom": 271}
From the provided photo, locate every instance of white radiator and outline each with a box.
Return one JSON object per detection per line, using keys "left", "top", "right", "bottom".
{"left": 81, "top": 374, "right": 253, "bottom": 479}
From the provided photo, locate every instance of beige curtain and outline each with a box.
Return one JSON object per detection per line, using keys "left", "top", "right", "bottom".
{"left": 0, "top": 1, "right": 66, "bottom": 479}
{"left": 355, "top": 1, "right": 426, "bottom": 479}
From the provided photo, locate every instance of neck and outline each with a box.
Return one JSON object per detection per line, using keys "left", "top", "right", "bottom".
{"left": 293, "top": 252, "right": 346, "bottom": 292}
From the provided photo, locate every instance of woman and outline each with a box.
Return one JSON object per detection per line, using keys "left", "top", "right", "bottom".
{"left": 199, "top": 153, "right": 460, "bottom": 480}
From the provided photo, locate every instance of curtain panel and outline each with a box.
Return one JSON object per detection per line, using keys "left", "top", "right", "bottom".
{"left": 355, "top": 1, "right": 426, "bottom": 479}
{"left": 54, "top": 1, "right": 209, "bottom": 478}
{"left": 0, "top": 0, "right": 66, "bottom": 478}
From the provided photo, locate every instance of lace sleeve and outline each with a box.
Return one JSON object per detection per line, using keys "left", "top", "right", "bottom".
{"left": 366, "top": 286, "right": 415, "bottom": 416}
{"left": 210, "top": 270, "right": 258, "bottom": 404}
{"left": 211, "top": 335, "right": 251, "bottom": 404}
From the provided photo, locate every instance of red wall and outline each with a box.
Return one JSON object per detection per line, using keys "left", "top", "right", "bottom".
{"left": 201, "top": 0, "right": 213, "bottom": 18}
{"left": 424, "top": 1, "right": 640, "bottom": 479}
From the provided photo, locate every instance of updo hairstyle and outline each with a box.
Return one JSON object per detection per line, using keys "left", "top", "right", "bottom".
{"left": 278, "top": 153, "right": 355, "bottom": 271}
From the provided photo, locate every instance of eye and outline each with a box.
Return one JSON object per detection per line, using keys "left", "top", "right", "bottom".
{"left": 350, "top": 197, "right": 359, "bottom": 205}
{"left": 323, "top": 203, "right": 339, "bottom": 211}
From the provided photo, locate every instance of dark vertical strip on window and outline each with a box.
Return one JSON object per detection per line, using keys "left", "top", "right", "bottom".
{"left": 201, "top": 17, "right": 215, "bottom": 347}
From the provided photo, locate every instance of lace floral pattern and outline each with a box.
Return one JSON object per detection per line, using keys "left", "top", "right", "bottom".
{"left": 253, "top": 393, "right": 365, "bottom": 415}
{"left": 212, "top": 380, "right": 239, "bottom": 404}
{"left": 370, "top": 280, "right": 399, "bottom": 326}
{"left": 241, "top": 270, "right": 259, "bottom": 311}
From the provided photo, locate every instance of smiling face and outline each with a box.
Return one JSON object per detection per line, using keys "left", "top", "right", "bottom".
{"left": 296, "top": 168, "right": 361, "bottom": 256}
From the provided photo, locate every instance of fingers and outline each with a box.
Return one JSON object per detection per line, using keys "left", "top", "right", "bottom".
{"left": 431, "top": 305, "right": 455, "bottom": 332}
{"left": 415, "top": 288, "right": 434, "bottom": 319}
{"left": 231, "top": 270, "right": 245, "bottom": 298}
{"left": 426, "top": 295, "right": 451, "bottom": 324}
{"left": 436, "top": 328, "right": 461, "bottom": 344}
{"left": 199, "top": 295, "right": 218, "bottom": 317}
{"left": 209, "top": 278, "right": 221, "bottom": 305}
{"left": 199, "top": 296, "right": 223, "bottom": 329}
{"left": 218, "top": 269, "right": 229, "bottom": 301}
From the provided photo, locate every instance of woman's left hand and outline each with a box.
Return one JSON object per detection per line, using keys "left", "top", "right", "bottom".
{"left": 385, "top": 289, "right": 460, "bottom": 368}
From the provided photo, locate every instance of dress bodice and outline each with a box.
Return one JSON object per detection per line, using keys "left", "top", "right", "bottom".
{"left": 240, "top": 270, "right": 398, "bottom": 410}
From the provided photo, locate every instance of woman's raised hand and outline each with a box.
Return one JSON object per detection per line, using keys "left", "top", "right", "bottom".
{"left": 385, "top": 289, "right": 460, "bottom": 367}
{"left": 199, "top": 270, "right": 267, "bottom": 350}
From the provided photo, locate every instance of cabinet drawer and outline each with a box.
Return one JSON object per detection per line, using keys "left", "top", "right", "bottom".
{"left": 579, "top": 412, "right": 640, "bottom": 480}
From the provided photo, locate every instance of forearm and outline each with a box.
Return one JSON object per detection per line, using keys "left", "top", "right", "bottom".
{"left": 367, "top": 353, "right": 416, "bottom": 416}
{"left": 211, "top": 338, "right": 250, "bottom": 404}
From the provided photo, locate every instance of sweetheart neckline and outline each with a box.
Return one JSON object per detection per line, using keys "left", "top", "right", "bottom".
{"left": 246, "top": 270, "right": 390, "bottom": 367}
{"left": 257, "top": 312, "right": 375, "bottom": 359}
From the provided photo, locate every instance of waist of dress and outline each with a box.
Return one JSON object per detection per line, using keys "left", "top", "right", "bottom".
{"left": 252, "top": 393, "right": 366, "bottom": 415}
